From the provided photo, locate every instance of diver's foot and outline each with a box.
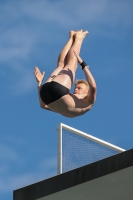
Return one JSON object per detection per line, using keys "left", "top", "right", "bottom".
{"left": 75, "top": 30, "right": 89, "bottom": 40}
{"left": 69, "top": 30, "right": 76, "bottom": 38}
{"left": 82, "top": 30, "right": 89, "bottom": 39}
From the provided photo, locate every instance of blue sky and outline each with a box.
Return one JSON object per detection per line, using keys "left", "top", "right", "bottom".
{"left": 0, "top": 0, "right": 133, "bottom": 199}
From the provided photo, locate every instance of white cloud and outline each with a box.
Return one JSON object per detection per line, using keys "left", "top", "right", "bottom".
{"left": 0, "top": 0, "right": 132, "bottom": 95}
{"left": 0, "top": 174, "right": 37, "bottom": 192}
{"left": 0, "top": 164, "right": 9, "bottom": 174}
{"left": 0, "top": 156, "right": 57, "bottom": 192}
{"left": 83, "top": 0, "right": 132, "bottom": 25}
{"left": 0, "top": 27, "right": 33, "bottom": 62}
{"left": 17, "top": 0, "right": 133, "bottom": 28}
{"left": 0, "top": 136, "right": 57, "bottom": 193}
{"left": 0, "top": 144, "right": 20, "bottom": 163}
{"left": 39, "top": 156, "right": 57, "bottom": 170}
{"left": 0, "top": 0, "right": 132, "bottom": 64}
{"left": 8, "top": 67, "right": 36, "bottom": 95}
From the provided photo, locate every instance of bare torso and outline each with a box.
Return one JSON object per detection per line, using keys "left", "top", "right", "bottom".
{"left": 46, "top": 93, "right": 93, "bottom": 118}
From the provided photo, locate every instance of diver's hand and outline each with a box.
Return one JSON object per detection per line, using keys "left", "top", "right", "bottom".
{"left": 73, "top": 51, "right": 83, "bottom": 64}
{"left": 34, "top": 66, "right": 45, "bottom": 83}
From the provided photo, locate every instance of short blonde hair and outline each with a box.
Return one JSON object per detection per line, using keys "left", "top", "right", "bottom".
{"left": 75, "top": 79, "right": 89, "bottom": 87}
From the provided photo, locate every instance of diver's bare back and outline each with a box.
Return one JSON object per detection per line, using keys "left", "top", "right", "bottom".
{"left": 45, "top": 93, "right": 93, "bottom": 118}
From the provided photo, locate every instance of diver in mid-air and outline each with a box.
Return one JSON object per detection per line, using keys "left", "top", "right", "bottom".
{"left": 34, "top": 30, "right": 96, "bottom": 118}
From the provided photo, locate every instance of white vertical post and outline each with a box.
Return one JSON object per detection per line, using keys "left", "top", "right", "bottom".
{"left": 57, "top": 123, "right": 62, "bottom": 174}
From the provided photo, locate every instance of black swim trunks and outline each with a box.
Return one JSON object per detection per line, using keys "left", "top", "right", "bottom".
{"left": 40, "top": 81, "right": 69, "bottom": 105}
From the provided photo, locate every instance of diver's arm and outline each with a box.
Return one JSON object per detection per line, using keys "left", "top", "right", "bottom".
{"left": 34, "top": 66, "right": 52, "bottom": 111}
{"left": 74, "top": 51, "right": 96, "bottom": 103}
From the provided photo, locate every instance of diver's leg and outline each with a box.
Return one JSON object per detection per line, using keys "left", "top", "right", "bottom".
{"left": 45, "top": 30, "right": 76, "bottom": 83}
{"left": 57, "top": 30, "right": 76, "bottom": 67}
{"left": 53, "top": 30, "right": 89, "bottom": 89}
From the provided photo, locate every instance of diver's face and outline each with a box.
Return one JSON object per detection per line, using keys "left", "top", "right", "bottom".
{"left": 73, "top": 83, "right": 88, "bottom": 94}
